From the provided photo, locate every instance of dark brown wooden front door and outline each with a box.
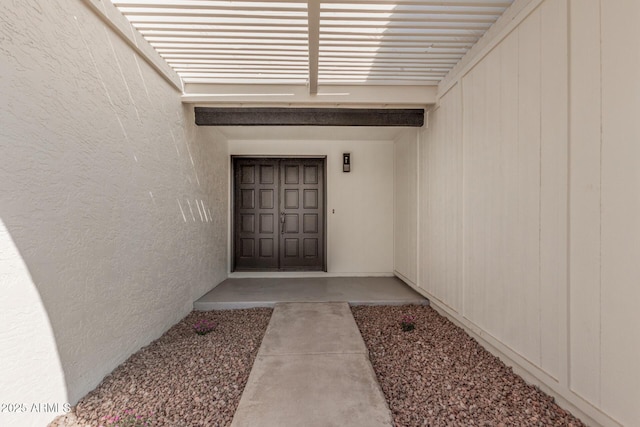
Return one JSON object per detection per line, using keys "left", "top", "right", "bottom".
{"left": 233, "top": 158, "right": 325, "bottom": 271}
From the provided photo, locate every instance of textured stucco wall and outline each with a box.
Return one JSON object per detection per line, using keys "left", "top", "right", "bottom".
{"left": 0, "top": 2, "right": 228, "bottom": 425}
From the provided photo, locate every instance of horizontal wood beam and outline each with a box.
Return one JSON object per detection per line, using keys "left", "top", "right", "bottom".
{"left": 195, "top": 107, "right": 424, "bottom": 127}
{"left": 182, "top": 84, "right": 437, "bottom": 106}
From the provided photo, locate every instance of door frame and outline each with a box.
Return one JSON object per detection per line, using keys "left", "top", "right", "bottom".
{"left": 230, "top": 155, "right": 328, "bottom": 273}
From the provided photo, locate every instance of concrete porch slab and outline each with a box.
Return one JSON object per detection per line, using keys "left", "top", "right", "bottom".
{"left": 230, "top": 302, "right": 393, "bottom": 427}
{"left": 194, "top": 276, "right": 427, "bottom": 310}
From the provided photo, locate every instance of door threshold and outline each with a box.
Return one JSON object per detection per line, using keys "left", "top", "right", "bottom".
{"left": 228, "top": 272, "right": 395, "bottom": 279}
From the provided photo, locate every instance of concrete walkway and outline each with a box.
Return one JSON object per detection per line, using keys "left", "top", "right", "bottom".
{"left": 230, "top": 302, "right": 393, "bottom": 427}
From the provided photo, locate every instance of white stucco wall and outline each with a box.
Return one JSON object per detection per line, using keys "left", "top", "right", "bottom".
{"left": 394, "top": 0, "right": 640, "bottom": 425}
{"left": 229, "top": 138, "right": 394, "bottom": 275}
{"left": 0, "top": 2, "right": 228, "bottom": 426}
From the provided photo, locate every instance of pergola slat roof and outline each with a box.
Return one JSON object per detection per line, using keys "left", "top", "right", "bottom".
{"left": 112, "top": 0, "right": 513, "bottom": 91}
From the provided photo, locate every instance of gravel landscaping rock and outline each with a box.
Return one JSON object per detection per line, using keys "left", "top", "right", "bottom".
{"left": 352, "top": 305, "right": 585, "bottom": 427}
{"left": 49, "top": 308, "right": 272, "bottom": 427}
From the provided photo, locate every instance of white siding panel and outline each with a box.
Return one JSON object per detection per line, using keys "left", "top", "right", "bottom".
{"left": 539, "top": 0, "right": 568, "bottom": 381}
{"left": 398, "top": 0, "right": 640, "bottom": 424}
{"left": 446, "top": 85, "right": 463, "bottom": 312}
{"left": 517, "top": 8, "right": 542, "bottom": 367}
{"left": 462, "top": 55, "right": 487, "bottom": 325}
{"left": 568, "top": 0, "right": 602, "bottom": 407}
{"left": 600, "top": 1, "right": 640, "bottom": 425}
{"left": 465, "top": 39, "right": 503, "bottom": 339}
{"left": 483, "top": 44, "right": 503, "bottom": 337}
{"left": 420, "top": 83, "right": 463, "bottom": 312}
{"left": 499, "top": 31, "right": 521, "bottom": 352}
{"left": 394, "top": 130, "right": 418, "bottom": 284}
{"left": 461, "top": 21, "right": 547, "bottom": 365}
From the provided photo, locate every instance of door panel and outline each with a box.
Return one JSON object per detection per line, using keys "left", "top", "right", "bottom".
{"left": 259, "top": 214, "right": 274, "bottom": 233}
{"left": 259, "top": 238, "right": 274, "bottom": 257}
{"left": 284, "top": 189, "right": 299, "bottom": 209}
{"left": 234, "top": 159, "right": 279, "bottom": 270}
{"left": 279, "top": 159, "right": 324, "bottom": 270}
{"left": 259, "top": 189, "right": 274, "bottom": 209}
{"left": 283, "top": 214, "right": 299, "bottom": 233}
{"left": 233, "top": 157, "right": 324, "bottom": 271}
{"left": 303, "top": 214, "right": 318, "bottom": 233}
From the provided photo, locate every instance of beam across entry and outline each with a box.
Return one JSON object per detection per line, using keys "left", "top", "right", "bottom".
{"left": 194, "top": 107, "right": 425, "bottom": 127}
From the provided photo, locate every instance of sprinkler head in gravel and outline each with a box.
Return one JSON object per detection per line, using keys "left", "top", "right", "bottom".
{"left": 400, "top": 315, "right": 416, "bottom": 332}
{"left": 193, "top": 319, "right": 217, "bottom": 335}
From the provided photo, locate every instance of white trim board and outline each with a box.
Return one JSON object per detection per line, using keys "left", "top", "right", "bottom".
{"left": 438, "top": 0, "right": 544, "bottom": 98}
{"left": 81, "top": 0, "right": 183, "bottom": 91}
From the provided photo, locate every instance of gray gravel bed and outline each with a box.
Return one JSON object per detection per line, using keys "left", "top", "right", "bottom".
{"left": 49, "top": 308, "right": 272, "bottom": 427}
{"left": 352, "top": 305, "right": 585, "bottom": 427}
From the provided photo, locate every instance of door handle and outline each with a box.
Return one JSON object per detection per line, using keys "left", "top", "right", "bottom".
{"left": 280, "top": 212, "right": 285, "bottom": 234}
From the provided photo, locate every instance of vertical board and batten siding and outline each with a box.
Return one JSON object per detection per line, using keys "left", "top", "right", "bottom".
{"left": 462, "top": 22, "right": 543, "bottom": 369}
{"left": 420, "top": 84, "right": 463, "bottom": 312}
{"left": 516, "top": 8, "right": 543, "bottom": 371}
{"left": 459, "top": 2, "right": 565, "bottom": 375}
{"left": 393, "top": 130, "right": 418, "bottom": 285}
{"left": 538, "top": 0, "right": 568, "bottom": 383}
{"left": 599, "top": 2, "right": 640, "bottom": 424}
{"left": 399, "top": 0, "right": 640, "bottom": 425}
{"left": 568, "top": 0, "right": 602, "bottom": 409}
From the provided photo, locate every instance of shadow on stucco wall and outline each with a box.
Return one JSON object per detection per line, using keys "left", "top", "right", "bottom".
{"left": 0, "top": 221, "right": 69, "bottom": 427}
{"left": 0, "top": 2, "right": 228, "bottom": 426}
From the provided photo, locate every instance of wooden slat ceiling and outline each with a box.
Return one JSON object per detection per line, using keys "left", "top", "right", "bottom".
{"left": 112, "top": 0, "right": 513, "bottom": 89}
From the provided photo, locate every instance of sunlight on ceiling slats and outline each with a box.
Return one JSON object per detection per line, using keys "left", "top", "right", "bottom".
{"left": 111, "top": 0, "right": 513, "bottom": 86}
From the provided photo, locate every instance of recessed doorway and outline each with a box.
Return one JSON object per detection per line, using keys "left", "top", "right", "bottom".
{"left": 232, "top": 157, "right": 326, "bottom": 271}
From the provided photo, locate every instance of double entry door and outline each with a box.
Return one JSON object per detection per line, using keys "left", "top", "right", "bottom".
{"left": 233, "top": 157, "right": 325, "bottom": 271}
